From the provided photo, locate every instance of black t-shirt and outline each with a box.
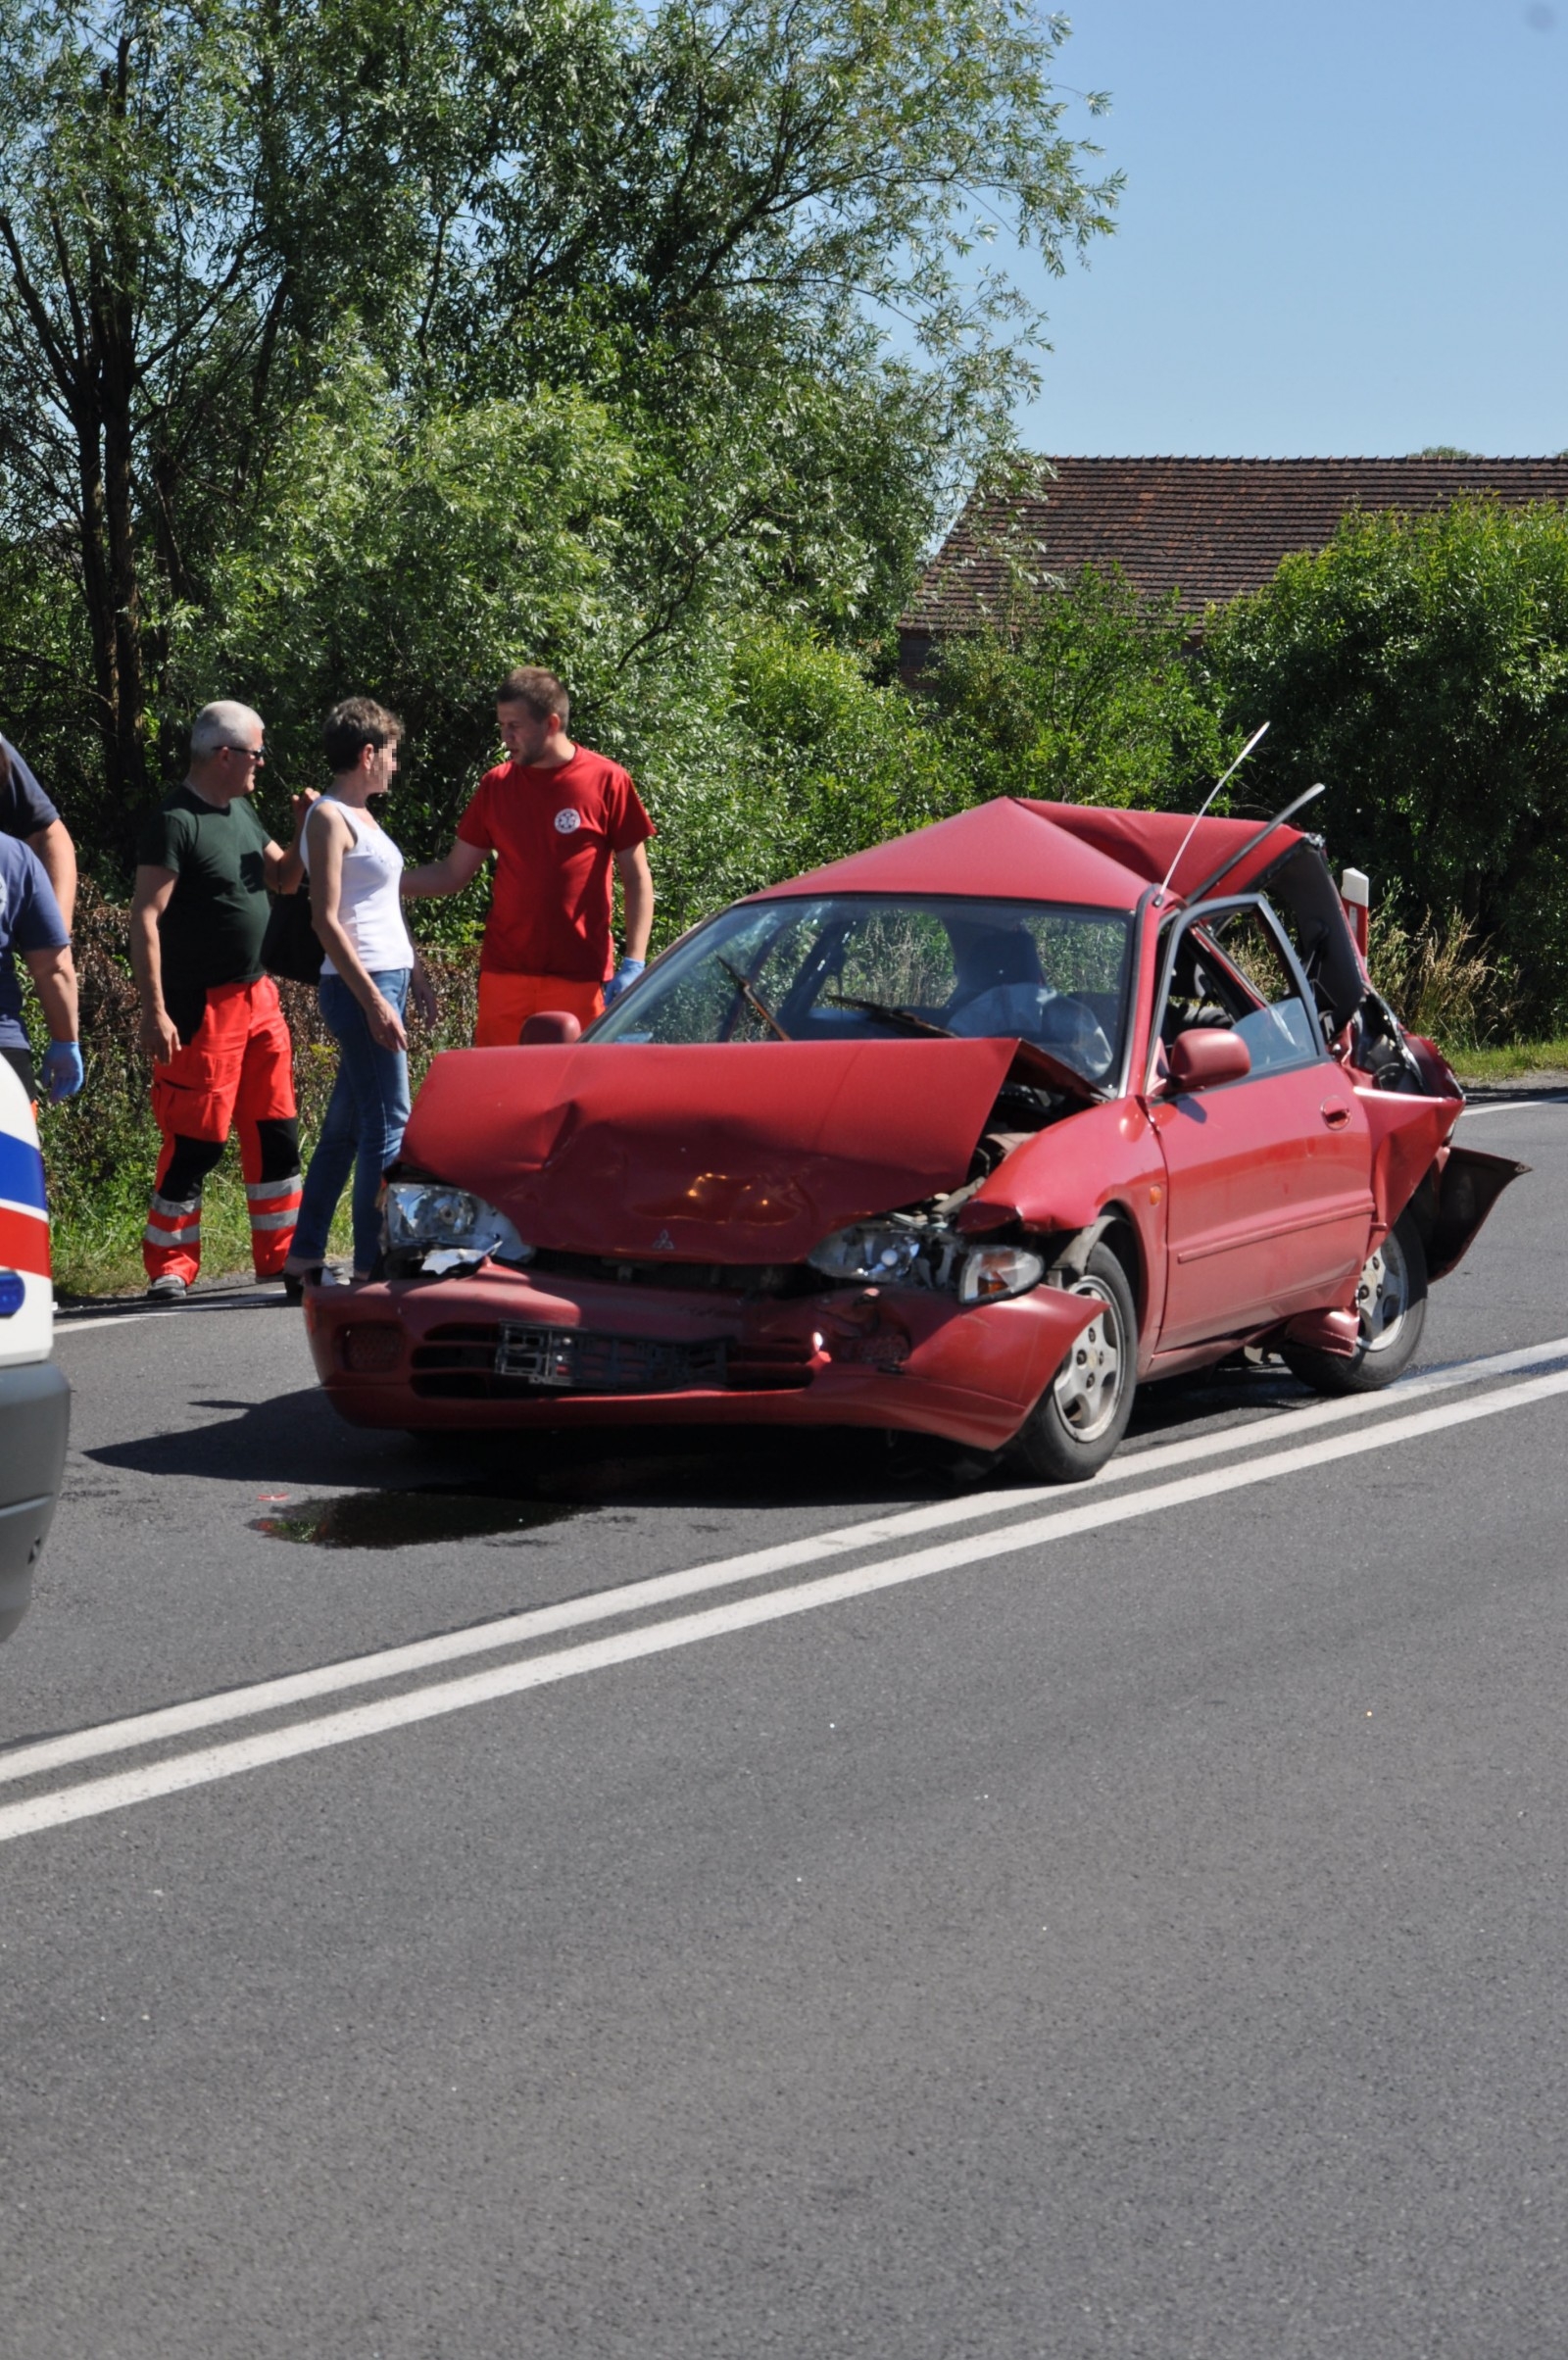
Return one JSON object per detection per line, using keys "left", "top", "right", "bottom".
{"left": 136, "top": 785, "right": 272, "bottom": 1026}
{"left": 0, "top": 738, "right": 59, "bottom": 840}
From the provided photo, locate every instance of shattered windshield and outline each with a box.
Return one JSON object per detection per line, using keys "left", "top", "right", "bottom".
{"left": 591, "top": 894, "right": 1134, "bottom": 1084}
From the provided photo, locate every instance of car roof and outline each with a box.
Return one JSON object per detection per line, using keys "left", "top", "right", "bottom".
{"left": 748, "top": 795, "right": 1308, "bottom": 914}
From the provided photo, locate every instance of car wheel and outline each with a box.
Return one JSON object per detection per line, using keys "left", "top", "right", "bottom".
{"left": 1010, "top": 1242, "right": 1139, "bottom": 1484}
{"left": 1283, "top": 1208, "right": 1428, "bottom": 1396}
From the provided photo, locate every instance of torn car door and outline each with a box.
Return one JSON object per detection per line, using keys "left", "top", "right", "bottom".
{"left": 1149, "top": 899, "right": 1374, "bottom": 1351}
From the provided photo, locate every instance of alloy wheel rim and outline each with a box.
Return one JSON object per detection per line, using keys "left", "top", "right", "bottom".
{"left": 1052, "top": 1275, "right": 1126, "bottom": 1442}
{"left": 1357, "top": 1228, "right": 1411, "bottom": 1355}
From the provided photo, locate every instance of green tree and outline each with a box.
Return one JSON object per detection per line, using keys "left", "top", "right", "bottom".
{"left": 178, "top": 351, "right": 970, "bottom": 947}
{"left": 638, "top": 621, "right": 969, "bottom": 937}
{"left": 0, "top": 0, "right": 1119, "bottom": 869}
{"left": 187, "top": 351, "right": 636, "bottom": 828}
{"left": 435, "top": 0, "right": 1122, "bottom": 640}
{"left": 919, "top": 562, "right": 1236, "bottom": 811}
{"left": 0, "top": 0, "right": 464, "bottom": 833}
{"left": 1203, "top": 496, "right": 1568, "bottom": 1028}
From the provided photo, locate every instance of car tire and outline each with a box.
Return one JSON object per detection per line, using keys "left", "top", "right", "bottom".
{"left": 1010, "top": 1242, "right": 1139, "bottom": 1484}
{"left": 1282, "top": 1208, "right": 1428, "bottom": 1396}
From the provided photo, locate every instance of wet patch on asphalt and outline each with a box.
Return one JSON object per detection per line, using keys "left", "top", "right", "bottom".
{"left": 254, "top": 1490, "right": 579, "bottom": 1549}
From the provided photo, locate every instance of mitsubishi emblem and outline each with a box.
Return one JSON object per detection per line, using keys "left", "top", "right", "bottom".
{"left": 653, "top": 1229, "right": 675, "bottom": 1252}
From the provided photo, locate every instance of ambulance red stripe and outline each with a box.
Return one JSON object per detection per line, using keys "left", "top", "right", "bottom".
{"left": 0, "top": 1205, "right": 51, "bottom": 1279}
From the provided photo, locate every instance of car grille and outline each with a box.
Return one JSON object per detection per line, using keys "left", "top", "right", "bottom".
{"left": 527, "top": 1246, "right": 821, "bottom": 1297}
{"left": 410, "top": 1322, "right": 815, "bottom": 1401}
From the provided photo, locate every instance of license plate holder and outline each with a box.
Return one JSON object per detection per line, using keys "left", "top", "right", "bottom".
{"left": 494, "top": 1325, "right": 727, "bottom": 1393}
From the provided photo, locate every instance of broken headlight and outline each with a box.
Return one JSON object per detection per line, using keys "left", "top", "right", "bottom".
{"left": 382, "top": 1181, "right": 532, "bottom": 1271}
{"left": 808, "top": 1221, "right": 1044, "bottom": 1306}
{"left": 808, "top": 1223, "right": 926, "bottom": 1284}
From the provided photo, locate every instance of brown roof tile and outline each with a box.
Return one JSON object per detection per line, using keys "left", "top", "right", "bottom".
{"left": 902, "top": 457, "right": 1568, "bottom": 633}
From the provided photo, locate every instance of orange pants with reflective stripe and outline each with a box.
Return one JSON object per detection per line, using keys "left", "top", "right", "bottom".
{"left": 474, "top": 970, "right": 605, "bottom": 1046}
{"left": 143, "top": 976, "right": 301, "bottom": 1284}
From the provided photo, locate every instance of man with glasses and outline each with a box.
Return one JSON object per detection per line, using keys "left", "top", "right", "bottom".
{"left": 129, "top": 701, "right": 312, "bottom": 1300}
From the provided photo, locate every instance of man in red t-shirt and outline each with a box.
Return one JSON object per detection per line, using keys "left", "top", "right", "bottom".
{"left": 403, "top": 666, "right": 655, "bottom": 1045}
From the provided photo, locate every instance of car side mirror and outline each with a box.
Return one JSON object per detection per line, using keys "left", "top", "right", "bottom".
{"left": 518, "top": 1011, "right": 583, "bottom": 1045}
{"left": 1167, "top": 1028, "right": 1250, "bottom": 1091}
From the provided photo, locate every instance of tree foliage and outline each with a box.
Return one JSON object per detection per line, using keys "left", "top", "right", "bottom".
{"left": 920, "top": 563, "right": 1237, "bottom": 810}
{"left": 188, "top": 351, "right": 637, "bottom": 820}
{"left": 643, "top": 621, "right": 968, "bottom": 936}
{"left": 0, "top": 0, "right": 454, "bottom": 823}
{"left": 0, "top": 0, "right": 1118, "bottom": 872}
{"left": 1204, "top": 498, "right": 1568, "bottom": 1028}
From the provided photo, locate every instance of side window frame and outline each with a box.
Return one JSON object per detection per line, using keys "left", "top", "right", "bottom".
{"left": 1146, "top": 893, "right": 1328, "bottom": 1094}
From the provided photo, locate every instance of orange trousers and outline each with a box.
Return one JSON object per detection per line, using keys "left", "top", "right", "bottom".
{"left": 475, "top": 970, "right": 605, "bottom": 1046}
{"left": 143, "top": 976, "right": 301, "bottom": 1284}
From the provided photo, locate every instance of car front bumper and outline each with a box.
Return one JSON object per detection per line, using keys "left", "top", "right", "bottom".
{"left": 0, "top": 1360, "right": 71, "bottom": 1642}
{"left": 305, "top": 1264, "right": 1100, "bottom": 1452}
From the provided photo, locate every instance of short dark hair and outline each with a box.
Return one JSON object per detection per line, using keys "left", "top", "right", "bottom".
{"left": 497, "top": 666, "right": 569, "bottom": 726}
{"left": 323, "top": 696, "right": 404, "bottom": 774}
{"left": 0, "top": 737, "right": 11, "bottom": 795}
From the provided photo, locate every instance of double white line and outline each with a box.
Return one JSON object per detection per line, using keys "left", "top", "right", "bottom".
{"left": 6, "top": 1335, "right": 1568, "bottom": 1846}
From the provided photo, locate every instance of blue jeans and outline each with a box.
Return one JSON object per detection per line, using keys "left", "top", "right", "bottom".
{"left": 291, "top": 969, "right": 412, "bottom": 1273}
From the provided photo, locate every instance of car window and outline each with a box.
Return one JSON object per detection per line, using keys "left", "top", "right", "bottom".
{"left": 1157, "top": 900, "right": 1322, "bottom": 1081}
{"left": 593, "top": 894, "right": 1135, "bottom": 1083}
{"left": 837, "top": 907, "right": 957, "bottom": 1009}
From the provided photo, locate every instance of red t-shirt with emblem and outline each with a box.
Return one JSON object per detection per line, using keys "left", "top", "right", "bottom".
{"left": 456, "top": 747, "right": 655, "bottom": 981}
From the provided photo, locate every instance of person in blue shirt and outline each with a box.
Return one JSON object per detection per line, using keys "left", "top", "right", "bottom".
{"left": 0, "top": 735, "right": 77, "bottom": 933}
{"left": 0, "top": 833, "right": 81, "bottom": 1104}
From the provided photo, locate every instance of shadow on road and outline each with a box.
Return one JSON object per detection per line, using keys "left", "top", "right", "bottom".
{"left": 83, "top": 1387, "right": 980, "bottom": 1509}
{"left": 84, "top": 1351, "right": 1314, "bottom": 1514}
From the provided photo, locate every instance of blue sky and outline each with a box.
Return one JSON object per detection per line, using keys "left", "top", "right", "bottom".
{"left": 1013, "top": 0, "right": 1568, "bottom": 456}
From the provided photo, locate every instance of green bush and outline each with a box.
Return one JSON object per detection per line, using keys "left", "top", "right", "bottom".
{"left": 920, "top": 564, "right": 1239, "bottom": 811}
{"left": 633, "top": 624, "right": 972, "bottom": 940}
{"left": 1204, "top": 497, "right": 1568, "bottom": 1030}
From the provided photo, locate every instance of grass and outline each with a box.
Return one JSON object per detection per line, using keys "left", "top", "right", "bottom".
{"left": 48, "top": 1102, "right": 358, "bottom": 1299}
{"left": 1447, "top": 1038, "right": 1568, "bottom": 1085}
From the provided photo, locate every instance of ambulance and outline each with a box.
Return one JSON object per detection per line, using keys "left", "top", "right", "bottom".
{"left": 0, "top": 1060, "right": 69, "bottom": 1640}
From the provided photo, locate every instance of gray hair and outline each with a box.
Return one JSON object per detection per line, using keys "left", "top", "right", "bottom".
{"left": 190, "top": 700, "right": 264, "bottom": 758}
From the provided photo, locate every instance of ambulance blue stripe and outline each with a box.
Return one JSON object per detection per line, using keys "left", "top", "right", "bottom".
{"left": 0, "top": 1132, "right": 47, "bottom": 1213}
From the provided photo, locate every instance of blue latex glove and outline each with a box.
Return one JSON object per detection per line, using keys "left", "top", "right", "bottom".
{"left": 602, "top": 958, "right": 646, "bottom": 1007}
{"left": 41, "top": 1042, "right": 83, "bottom": 1103}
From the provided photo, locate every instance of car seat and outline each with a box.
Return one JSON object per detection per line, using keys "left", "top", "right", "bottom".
{"left": 944, "top": 927, "right": 1045, "bottom": 1016}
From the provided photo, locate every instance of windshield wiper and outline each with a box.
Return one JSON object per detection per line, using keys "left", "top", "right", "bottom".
{"left": 824, "top": 992, "right": 956, "bottom": 1039}
{"left": 715, "top": 955, "right": 791, "bottom": 1041}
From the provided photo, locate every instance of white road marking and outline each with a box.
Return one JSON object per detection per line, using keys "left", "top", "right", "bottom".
{"left": 56, "top": 1300, "right": 278, "bottom": 1334}
{"left": 1459, "top": 1097, "right": 1568, "bottom": 1118}
{"left": 55, "top": 1311, "right": 182, "bottom": 1333}
{"left": 2, "top": 1359, "right": 1566, "bottom": 1846}
{"left": 7, "top": 1333, "right": 1567, "bottom": 1795}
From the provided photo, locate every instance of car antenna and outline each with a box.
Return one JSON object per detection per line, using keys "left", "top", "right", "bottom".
{"left": 1183, "top": 777, "right": 1328, "bottom": 906}
{"left": 1155, "top": 721, "right": 1271, "bottom": 904}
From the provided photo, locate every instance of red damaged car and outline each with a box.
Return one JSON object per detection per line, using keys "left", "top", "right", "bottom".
{"left": 305, "top": 796, "right": 1523, "bottom": 1480}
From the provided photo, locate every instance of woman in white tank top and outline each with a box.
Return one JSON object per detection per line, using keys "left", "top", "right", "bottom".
{"left": 283, "top": 699, "right": 436, "bottom": 1291}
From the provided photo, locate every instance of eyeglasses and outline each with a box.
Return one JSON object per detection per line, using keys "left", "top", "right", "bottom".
{"left": 221, "top": 743, "right": 266, "bottom": 762}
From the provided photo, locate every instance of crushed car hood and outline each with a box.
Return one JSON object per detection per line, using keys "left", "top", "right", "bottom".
{"left": 402, "top": 1038, "right": 1021, "bottom": 1261}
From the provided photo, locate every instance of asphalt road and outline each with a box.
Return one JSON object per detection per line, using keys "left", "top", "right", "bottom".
{"left": 3, "top": 1094, "right": 1567, "bottom": 2359}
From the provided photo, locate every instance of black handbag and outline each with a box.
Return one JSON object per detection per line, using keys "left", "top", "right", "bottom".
{"left": 262, "top": 884, "right": 324, "bottom": 986}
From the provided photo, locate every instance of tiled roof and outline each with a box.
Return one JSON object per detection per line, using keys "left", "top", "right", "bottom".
{"left": 901, "top": 457, "right": 1568, "bottom": 634}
